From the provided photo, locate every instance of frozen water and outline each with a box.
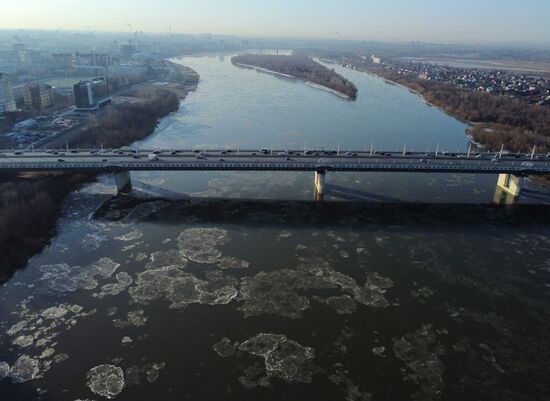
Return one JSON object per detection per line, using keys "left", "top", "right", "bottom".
{"left": 13, "top": 335, "right": 34, "bottom": 348}
{"left": 147, "top": 249, "right": 188, "bottom": 269}
{"left": 115, "top": 229, "right": 143, "bottom": 241}
{"left": 393, "top": 325, "right": 445, "bottom": 400}
{"left": 177, "top": 228, "right": 229, "bottom": 264}
{"left": 213, "top": 337, "right": 237, "bottom": 357}
{"left": 0, "top": 362, "right": 10, "bottom": 381}
{"left": 217, "top": 256, "right": 250, "bottom": 270}
{"left": 324, "top": 295, "right": 357, "bottom": 315}
{"left": 9, "top": 355, "right": 40, "bottom": 383}
{"left": 237, "top": 333, "right": 317, "bottom": 384}
{"left": 86, "top": 364, "right": 125, "bottom": 399}
{"left": 116, "top": 272, "right": 133, "bottom": 287}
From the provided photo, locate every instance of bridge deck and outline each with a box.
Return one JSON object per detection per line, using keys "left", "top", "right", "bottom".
{"left": 1, "top": 149, "right": 549, "bottom": 175}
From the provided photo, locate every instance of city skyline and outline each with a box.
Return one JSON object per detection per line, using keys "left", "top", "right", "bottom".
{"left": 2, "top": 0, "right": 550, "bottom": 44}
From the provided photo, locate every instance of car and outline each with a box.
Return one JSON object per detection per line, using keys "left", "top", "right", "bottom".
{"left": 132, "top": 155, "right": 140, "bottom": 159}
{"left": 57, "top": 158, "right": 65, "bottom": 162}
{"left": 170, "top": 150, "right": 178, "bottom": 155}
{"left": 491, "top": 157, "right": 500, "bottom": 162}
{"left": 196, "top": 155, "right": 205, "bottom": 160}
{"left": 102, "top": 158, "right": 108, "bottom": 162}
{"left": 0, "top": 153, "right": 6, "bottom": 158}
{"left": 219, "top": 158, "right": 225, "bottom": 162}
{"left": 251, "top": 152, "right": 257, "bottom": 155}
{"left": 521, "top": 161, "right": 535, "bottom": 167}
{"left": 192, "top": 149, "right": 201, "bottom": 153}
{"left": 220, "top": 151, "right": 227, "bottom": 155}
{"left": 285, "top": 157, "right": 291, "bottom": 161}
{"left": 70, "top": 149, "right": 78, "bottom": 153}
{"left": 152, "top": 150, "right": 161, "bottom": 154}
{"left": 420, "top": 158, "right": 427, "bottom": 162}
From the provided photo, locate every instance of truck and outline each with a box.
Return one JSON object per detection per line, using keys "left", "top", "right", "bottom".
{"left": 148, "top": 153, "right": 159, "bottom": 161}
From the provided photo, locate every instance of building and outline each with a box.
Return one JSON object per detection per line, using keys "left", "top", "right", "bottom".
{"left": 371, "top": 55, "right": 381, "bottom": 64}
{"left": 51, "top": 53, "right": 74, "bottom": 69}
{"left": 12, "top": 43, "right": 25, "bottom": 52}
{"left": 73, "top": 77, "right": 111, "bottom": 111}
{"left": 19, "top": 50, "right": 42, "bottom": 65}
{"left": 0, "top": 73, "right": 17, "bottom": 114}
{"left": 76, "top": 52, "right": 114, "bottom": 67}
{"left": 22, "top": 83, "right": 53, "bottom": 111}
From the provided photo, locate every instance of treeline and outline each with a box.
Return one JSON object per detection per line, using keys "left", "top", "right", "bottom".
{"left": 366, "top": 65, "right": 550, "bottom": 152}
{"left": 0, "top": 172, "right": 95, "bottom": 283}
{"left": 232, "top": 54, "right": 358, "bottom": 99}
{"left": 69, "top": 88, "right": 180, "bottom": 148}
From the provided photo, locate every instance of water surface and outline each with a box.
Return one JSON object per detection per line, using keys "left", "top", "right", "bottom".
{"left": 1, "top": 54, "right": 550, "bottom": 401}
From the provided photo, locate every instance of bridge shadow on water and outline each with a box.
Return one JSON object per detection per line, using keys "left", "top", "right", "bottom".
{"left": 94, "top": 190, "right": 550, "bottom": 229}
{"left": 324, "top": 183, "right": 402, "bottom": 202}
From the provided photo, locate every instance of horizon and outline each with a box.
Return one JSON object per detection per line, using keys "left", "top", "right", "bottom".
{"left": 2, "top": 0, "right": 550, "bottom": 45}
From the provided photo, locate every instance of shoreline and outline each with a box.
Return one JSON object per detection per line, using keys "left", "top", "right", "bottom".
{"left": 304, "top": 81, "right": 351, "bottom": 99}
{"left": 233, "top": 62, "right": 295, "bottom": 78}
{"left": 0, "top": 62, "right": 200, "bottom": 285}
{"left": 234, "top": 61, "right": 352, "bottom": 99}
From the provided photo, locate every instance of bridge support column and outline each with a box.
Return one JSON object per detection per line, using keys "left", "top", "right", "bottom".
{"left": 496, "top": 173, "right": 523, "bottom": 198}
{"left": 113, "top": 170, "right": 132, "bottom": 193}
{"left": 314, "top": 170, "right": 326, "bottom": 195}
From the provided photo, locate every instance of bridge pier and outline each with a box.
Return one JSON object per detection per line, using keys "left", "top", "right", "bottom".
{"left": 113, "top": 170, "right": 132, "bottom": 193}
{"left": 314, "top": 170, "right": 326, "bottom": 195}
{"left": 496, "top": 173, "right": 523, "bottom": 198}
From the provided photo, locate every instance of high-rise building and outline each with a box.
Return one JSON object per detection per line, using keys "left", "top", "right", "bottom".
{"left": 0, "top": 73, "right": 17, "bottom": 114}
{"left": 73, "top": 77, "right": 111, "bottom": 111}
{"left": 22, "top": 83, "right": 53, "bottom": 111}
{"left": 76, "top": 52, "right": 114, "bottom": 67}
{"left": 51, "top": 53, "right": 74, "bottom": 69}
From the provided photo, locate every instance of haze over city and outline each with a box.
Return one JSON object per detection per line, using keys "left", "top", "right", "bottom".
{"left": 2, "top": 0, "right": 550, "bottom": 43}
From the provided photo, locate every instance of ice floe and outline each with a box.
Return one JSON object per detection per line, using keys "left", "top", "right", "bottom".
{"left": 393, "top": 324, "right": 445, "bottom": 400}
{"left": 177, "top": 228, "right": 229, "bottom": 264}
{"left": 86, "top": 364, "right": 125, "bottom": 399}
{"left": 236, "top": 333, "right": 318, "bottom": 385}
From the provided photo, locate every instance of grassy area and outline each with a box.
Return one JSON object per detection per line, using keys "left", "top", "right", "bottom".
{"left": 44, "top": 76, "right": 95, "bottom": 88}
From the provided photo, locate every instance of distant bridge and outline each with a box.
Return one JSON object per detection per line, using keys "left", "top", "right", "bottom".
{"left": 1, "top": 148, "right": 549, "bottom": 201}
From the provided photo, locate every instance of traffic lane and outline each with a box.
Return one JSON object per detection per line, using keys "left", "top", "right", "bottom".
{"left": 6, "top": 153, "right": 550, "bottom": 165}
{"left": 0, "top": 156, "right": 544, "bottom": 169}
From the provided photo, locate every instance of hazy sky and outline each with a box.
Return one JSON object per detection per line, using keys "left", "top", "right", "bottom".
{"left": 2, "top": 0, "right": 550, "bottom": 44}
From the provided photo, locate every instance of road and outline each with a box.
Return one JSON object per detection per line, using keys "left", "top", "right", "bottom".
{"left": 1, "top": 149, "right": 549, "bottom": 175}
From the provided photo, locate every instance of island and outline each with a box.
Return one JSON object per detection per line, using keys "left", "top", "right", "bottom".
{"left": 232, "top": 54, "right": 358, "bottom": 99}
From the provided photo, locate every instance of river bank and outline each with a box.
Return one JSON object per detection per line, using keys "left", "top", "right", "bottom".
{"left": 232, "top": 54, "right": 358, "bottom": 99}
{"left": 0, "top": 63, "right": 199, "bottom": 285}
{"left": 355, "top": 63, "right": 550, "bottom": 154}
{"left": 233, "top": 62, "right": 295, "bottom": 78}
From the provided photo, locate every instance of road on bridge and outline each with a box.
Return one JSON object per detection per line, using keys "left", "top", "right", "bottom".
{"left": 1, "top": 149, "right": 549, "bottom": 175}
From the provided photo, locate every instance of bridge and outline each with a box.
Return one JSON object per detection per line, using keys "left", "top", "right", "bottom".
{"left": 1, "top": 148, "right": 549, "bottom": 201}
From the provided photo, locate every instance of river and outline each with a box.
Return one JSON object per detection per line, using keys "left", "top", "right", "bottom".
{"left": 1, "top": 53, "right": 550, "bottom": 401}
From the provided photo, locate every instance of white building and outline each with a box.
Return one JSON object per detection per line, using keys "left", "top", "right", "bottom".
{"left": 0, "top": 73, "right": 17, "bottom": 114}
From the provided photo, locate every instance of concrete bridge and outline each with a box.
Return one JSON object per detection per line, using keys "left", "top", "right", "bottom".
{"left": 1, "top": 148, "right": 549, "bottom": 202}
